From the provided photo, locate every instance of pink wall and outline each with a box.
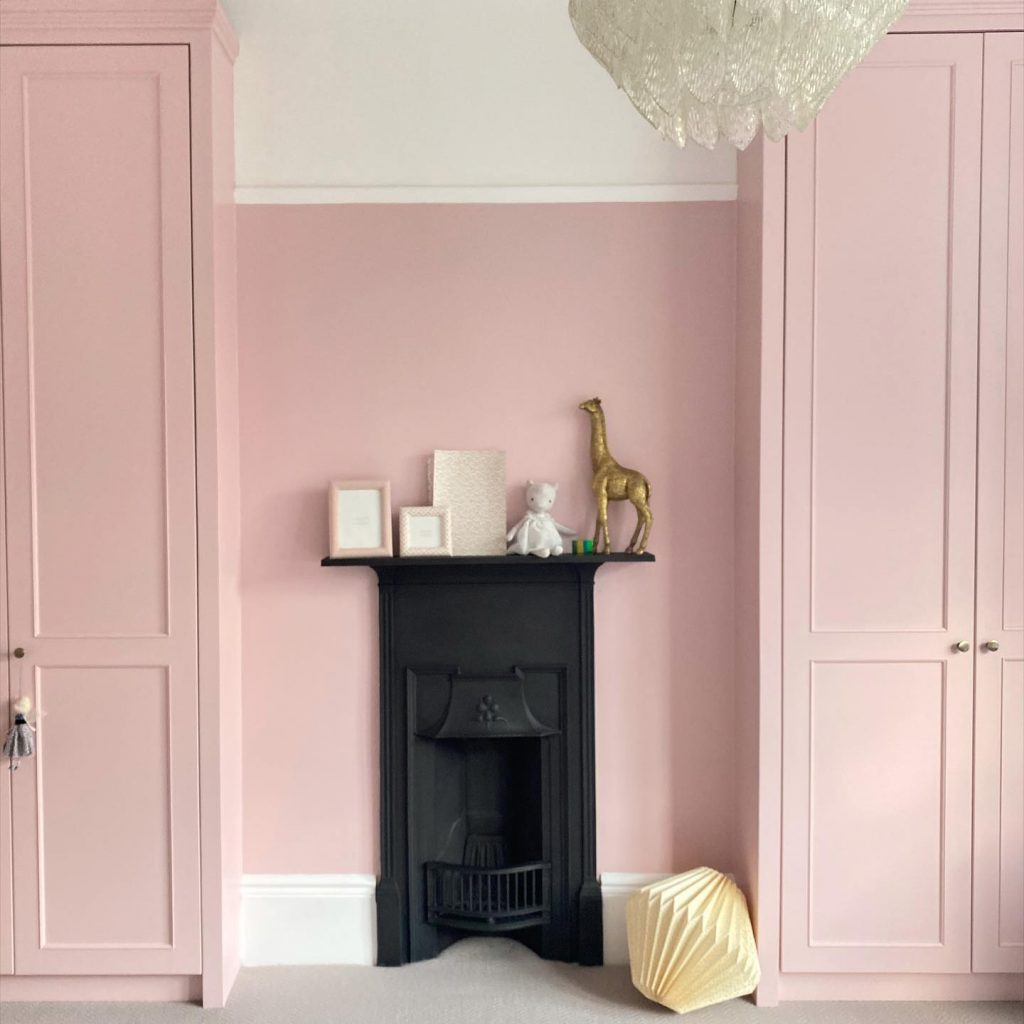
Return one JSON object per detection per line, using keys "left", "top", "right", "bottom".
{"left": 209, "top": 40, "right": 243, "bottom": 1004}
{"left": 237, "top": 202, "right": 738, "bottom": 876}
{"left": 735, "top": 141, "right": 764, "bottom": 904}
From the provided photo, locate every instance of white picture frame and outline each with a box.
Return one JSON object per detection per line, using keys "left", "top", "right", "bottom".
{"left": 399, "top": 506, "right": 453, "bottom": 557}
{"left": 329, "top": 480, "right": 392, "bottom": 558}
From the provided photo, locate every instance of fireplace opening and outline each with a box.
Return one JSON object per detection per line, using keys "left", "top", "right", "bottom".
{"left": 422, "top": 737, "right": 549, "bottom": 932}
{"left": 396, "top": 665, "right": 576, "bottom": 963}
{"left": 417, "top": 735, "right": 551, "bottom": 949}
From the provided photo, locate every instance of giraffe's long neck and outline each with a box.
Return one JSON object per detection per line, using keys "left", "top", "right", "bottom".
{"left": 589, "top": 409, "right": 611, "bottom": 471}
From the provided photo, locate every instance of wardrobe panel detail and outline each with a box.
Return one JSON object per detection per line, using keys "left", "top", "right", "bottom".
{"left": 781, "top": 33, "right": 983, "bottom": 974}
{"left": 0, "top": 44, "right": 201, "bottom": 976}
{"left": 973, "top": 30, "right": 1024, "bottom": 975}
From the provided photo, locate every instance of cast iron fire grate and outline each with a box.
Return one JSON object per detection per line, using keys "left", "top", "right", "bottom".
{"left": 425, "top": 861, "right": 551, "bottom": 932}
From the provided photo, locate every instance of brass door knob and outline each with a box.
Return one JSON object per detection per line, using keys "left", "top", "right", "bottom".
{"left": 12, "top": 648, "right": 25, "bottom": 659}
{"left": 954, "top": 640, "right": 970, "bottom": 653}
{"left": 984, "top": 640, "right": 1000, "bottom": 652}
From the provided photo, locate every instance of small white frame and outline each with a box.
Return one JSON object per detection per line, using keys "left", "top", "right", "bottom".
{"left": 399, "top": 506, "right": 453, "bottom": 557}
{"left": 328, "top": 480, "right": 392, "bottom": 558}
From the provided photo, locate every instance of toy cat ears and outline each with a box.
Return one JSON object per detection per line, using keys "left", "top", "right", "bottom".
{"left": 527, "top": 480, "right": 558, "bottom": 490}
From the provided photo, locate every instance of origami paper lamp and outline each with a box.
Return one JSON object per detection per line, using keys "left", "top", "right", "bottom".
{"left": 626, "top": 867, "right": 760, "bottom": 1014}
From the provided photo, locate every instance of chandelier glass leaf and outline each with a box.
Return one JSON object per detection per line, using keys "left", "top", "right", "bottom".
{"left": 569, "top": 0, "right": 910, "bottom": 150}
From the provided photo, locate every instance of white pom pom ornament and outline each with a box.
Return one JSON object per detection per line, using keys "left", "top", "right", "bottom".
{"left": 4, "top": 695, "right": 36, "bottom": 769}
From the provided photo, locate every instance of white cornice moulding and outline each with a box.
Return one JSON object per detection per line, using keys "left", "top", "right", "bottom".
{"left": 905, "top": 0, "right": 1022, "bottom": 13}
{"left": 0, "top": 0, "right": 239, "bottom": 58}
{"left": 240, "top": 872, "right": 670, "bottom": 967}
{"left": 897, "top": 0, "right": 1023, "bottom": 28}
{"left": 233, "top": 184, "right": 739, "bottom": 206}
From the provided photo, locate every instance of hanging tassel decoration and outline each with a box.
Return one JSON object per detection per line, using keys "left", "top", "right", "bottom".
{"left": 3, "top": 696, "right": 36, "bottom": 770}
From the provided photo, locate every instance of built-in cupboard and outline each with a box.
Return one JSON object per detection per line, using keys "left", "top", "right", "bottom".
{"left": 736, "top": 7, "right": 1023, "bottom": 1003}
{"left": 780, "top": 29, "right": 1023, "bottom": 977}
{"left": 0, "top": 2, "right": 242, "bottom": 1007}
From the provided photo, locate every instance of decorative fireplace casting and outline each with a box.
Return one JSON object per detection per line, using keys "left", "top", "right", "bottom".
{"left": 322, "top": 553, "right": 653, "bottom": 966}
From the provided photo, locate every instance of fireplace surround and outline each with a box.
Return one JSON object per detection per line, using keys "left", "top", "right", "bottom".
{"left": 322, "top": 553, "right": 653, "bottom": 966}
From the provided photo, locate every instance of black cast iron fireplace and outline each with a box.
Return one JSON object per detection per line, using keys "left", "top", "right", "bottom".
{"left": 321, "top": 553, "right": 653, "bottom": 966}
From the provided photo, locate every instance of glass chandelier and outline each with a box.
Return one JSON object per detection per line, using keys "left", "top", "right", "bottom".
{"left": 569, "top": 0, "right": 910, "bottom": 150}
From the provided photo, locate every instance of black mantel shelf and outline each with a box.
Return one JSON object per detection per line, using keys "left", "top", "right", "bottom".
{"left": 321, "top": 552, "right": 655, "bottom": 568}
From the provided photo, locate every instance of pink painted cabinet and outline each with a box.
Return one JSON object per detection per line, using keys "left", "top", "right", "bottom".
{"left": 780, "top": 30, "right": 1024, "bottom": 977}
{"left": 0, "top": 399, "right": 12, "bottom": 977}
{"left": 972, "top": 31, "right": 1024, "bottom": 976}
{"left": 1, "top": 43, "right": 201, "bottom": 976}
{"left": 0, "top": 4, "right": 242, "bottom": 1007}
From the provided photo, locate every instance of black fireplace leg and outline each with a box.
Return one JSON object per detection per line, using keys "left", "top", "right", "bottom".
{"left": 376, "top": 878, "right": 406, "bottom": 966}
{"left": 578, "top": 879, "right": 604, "bottom": 965}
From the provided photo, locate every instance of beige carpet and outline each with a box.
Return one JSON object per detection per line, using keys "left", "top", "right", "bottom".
{"left": 1, "top": 939, "right": 1020, "bottom": 1023}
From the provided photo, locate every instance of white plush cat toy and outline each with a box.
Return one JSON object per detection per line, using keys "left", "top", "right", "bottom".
{"left": 507, "top": 481, "right": 576, "bottom": 558}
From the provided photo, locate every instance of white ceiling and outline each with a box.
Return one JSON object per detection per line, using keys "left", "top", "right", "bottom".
{"left": 224, "top": 0, "right": 737, "bottom": 201}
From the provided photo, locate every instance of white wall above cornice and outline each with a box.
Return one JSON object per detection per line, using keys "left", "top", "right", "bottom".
{"left": 222, "top": 0, "right": 1021, "bottom": 202}
{"left": 222, "top": 0, "right": 736, "bottom": 201}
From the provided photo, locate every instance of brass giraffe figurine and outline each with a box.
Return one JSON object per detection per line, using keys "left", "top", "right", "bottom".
{"left": 578, "top": 397, "right": 652, "bottom": 555}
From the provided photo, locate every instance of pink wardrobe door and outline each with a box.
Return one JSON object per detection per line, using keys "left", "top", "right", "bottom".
{"left": 781, "top": 33, "right": 983, "bottom": 973}
{"left": 973, "top": 31, "right": 1024, "bottom": 976}
{"left": 0, "top": 390, "right": 12, "bottom": 976}
{"left": 0, "top": 45, "right": 201, "bottom": 974}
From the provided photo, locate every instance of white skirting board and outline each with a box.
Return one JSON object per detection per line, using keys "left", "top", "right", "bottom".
{"left": 241, "top": 875, "right": 378, "bottom": 967}
{"left": 241, "top": 873, "right": 669, "bottom": 967}
{"left": 240, "top": 875, "right": 1024, "bottom": 1001}
{"left": 598, "top": 873, "right": 673, "bottom": 966}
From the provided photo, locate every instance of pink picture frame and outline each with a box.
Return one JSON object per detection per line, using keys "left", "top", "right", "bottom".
{"left": 399, "top": 506, "right": 453, "bottom": 557}
{"left": 328, "top": 479, "right": 393, "bottom": 558}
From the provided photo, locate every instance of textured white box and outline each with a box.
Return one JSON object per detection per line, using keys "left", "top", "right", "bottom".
{"left": 428, "top": 450, "right": 506, "bottom": 556}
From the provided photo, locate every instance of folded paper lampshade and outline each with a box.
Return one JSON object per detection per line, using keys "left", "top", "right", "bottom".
{"left": 626, "top": 867, "right": 760, "bottom": 1014}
